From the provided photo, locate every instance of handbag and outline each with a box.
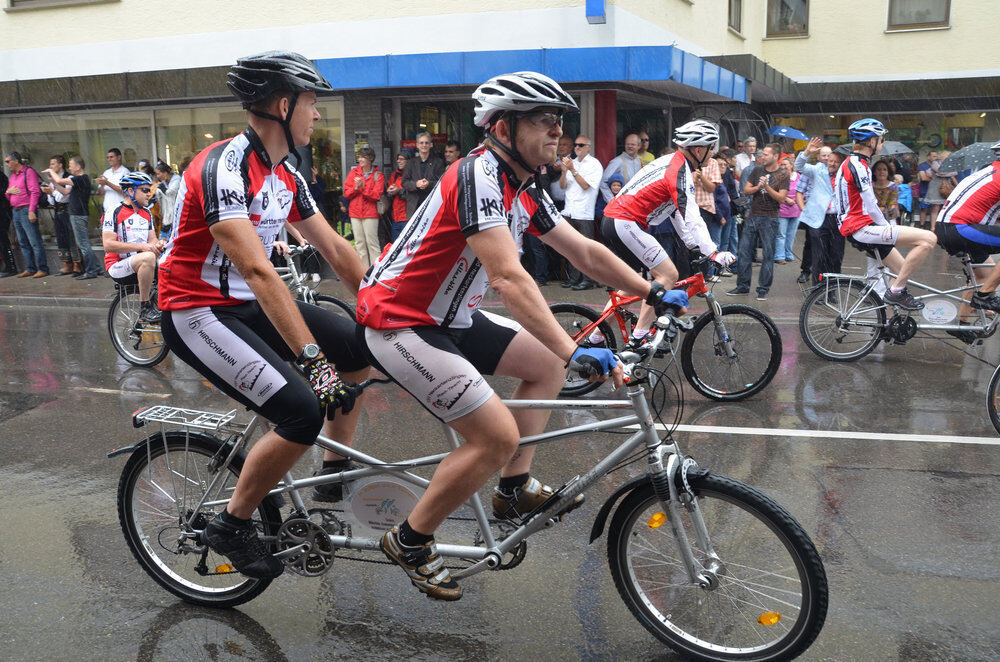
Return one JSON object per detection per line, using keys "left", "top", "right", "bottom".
{"left": 376, "top": 193, "right": 390, "bottom": 217}
{"left": 939, "top": 176, "right": 957, "bottom": 198}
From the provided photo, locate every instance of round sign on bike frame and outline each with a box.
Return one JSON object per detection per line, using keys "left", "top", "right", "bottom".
{"left": 921, "top": 298, "right": 958, "bottom": 325}
{"left": 345, "top": 477, "right": 424, "bottom": 535}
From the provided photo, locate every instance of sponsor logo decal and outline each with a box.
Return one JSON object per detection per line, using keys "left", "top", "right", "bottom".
{"left": 642, "top": 246, "right": 661, "bottom": 263}
{"left": 276, "top": 189, "right": 293, "bottom": 209}
{"left": 467, "top": 294, "right": 483, "bottom": 308}
{"left": 261, "top": 190, "right": 270, "bottom": 210}
{"left": 443, "top": 258, "right": 469, "bottom": 296}
{"left": 479, "top": 198, "right": 502, "bottom": 218}
{"left": 428, "top": 375, "right": 475, "bottom": 410}
{"left": 219, "top": 188, "right": 245, "bottom": 207}
{"left": 235, "top": 360, "right": 266, "bottom": 393}
{"left": 224, "top": 150, "right": 239, "bottom": 172}
{"left": 382, "top": 331, "right": 397, "bottom": 342}
{"left": 187, "top": 318, "right": 201, "bottom": 331}
{"left": 392, "top": 341, "right": 435, "bottom": 383}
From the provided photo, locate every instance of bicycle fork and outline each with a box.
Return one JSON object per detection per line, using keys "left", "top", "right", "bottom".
{"left": 647, "top": 447, "right": 724, "bottom": 590}
{"left": 703, "top": 293, "right": 737, "bottom": 360}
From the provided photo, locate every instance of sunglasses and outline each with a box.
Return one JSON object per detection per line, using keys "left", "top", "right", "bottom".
{"left": 523, "top": 111, "right": 564, "bottom": 130}
{"left": 640, "top": 138, "right": 650, "bottom": 143}
{"left": 574, "top": 142, "right": 590, "bottom": 148}
{"left": 138, "top": 187, "right": 152, "bottom": 194}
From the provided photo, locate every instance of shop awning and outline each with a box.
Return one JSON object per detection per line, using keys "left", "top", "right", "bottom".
{"left": 315, "top": 45, "right": 747, "bottom": 103}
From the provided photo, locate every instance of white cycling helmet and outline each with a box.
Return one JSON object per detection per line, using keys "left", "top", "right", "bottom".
{"left": 991, "top": 140, "right": 1000, "bottom": 157}
{"left": 673, "top": 120, "right": 720, "bottom": 149}
{"left": 472, "top": 71, "right": 578, "bottom": 129}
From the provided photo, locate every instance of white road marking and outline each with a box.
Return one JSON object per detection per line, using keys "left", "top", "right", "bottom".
{"left": 71, "top": 386, "right": 171, "bottom": 398}
{"left": 629, "top": 423, "right": 1000, "bottom": 446}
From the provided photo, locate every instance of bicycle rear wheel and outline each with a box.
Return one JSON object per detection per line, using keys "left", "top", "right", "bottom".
{"left": 680, "top": 304, "right": 782, "bottom": 401}
{"left": 108, "top": 289, "right": 169, "bottom": 367}
{"left": 313, "top": 293, "right": 356, "bottom": 322}
{"left": 987, "top": 364, "right": 1000, "bottom": 435}
{"left": 799, "top": 281, "right": 885, "bottom": 361}
{"left": 117, "top": 431, "right": 281, "bottom": 608}
{"left": 608, "top": 475, "right": 828, "bottom": 661}
{"left": 549, "top": 302, "right": 617, "bottom": 397}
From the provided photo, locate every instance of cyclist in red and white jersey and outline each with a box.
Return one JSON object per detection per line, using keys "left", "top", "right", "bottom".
{"left": 358, "top": 71, "right": 686, "bottom": 601}
{"left": 835, "top": 118, "right": 936, "bottom": 310}
{"left": 602, "top": 120, "right": 735, "bottom": 340}
{"left": 158, "top": 51, "right": 369, "bottom": 580}
{"left": 933, "top": 142, "right": 1000, "bottom": 338}
{"left": 101, "top": 171, "right": 164, "bottom": 323}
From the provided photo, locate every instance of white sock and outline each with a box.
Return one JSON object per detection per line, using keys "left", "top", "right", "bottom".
{"left": 631, "top": 329, "right": 649, "bottom": 341}
{"left": 588, "top": 331, "right": 605, "bottom": 344}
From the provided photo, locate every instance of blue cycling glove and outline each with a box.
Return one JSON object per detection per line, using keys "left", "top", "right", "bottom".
{"left": 569, "top": 346, "right": 617, "bottom": 378}
{"left": 646, "top": 282, "right": 690, "bottom": 316}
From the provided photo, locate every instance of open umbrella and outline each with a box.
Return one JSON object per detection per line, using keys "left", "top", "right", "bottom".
{"left": 941, "top": 142, "right": 996, "bottom": 173}
{"left": 879, "top": 141, "right": 913, "bottom": 156}
{"left": 767, "top": 125, "right": 809, "bottom": 141}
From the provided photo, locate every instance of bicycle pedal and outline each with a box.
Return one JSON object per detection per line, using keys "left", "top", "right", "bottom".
{"left": 526, "top": 478, "right": 584, "bottom": 522}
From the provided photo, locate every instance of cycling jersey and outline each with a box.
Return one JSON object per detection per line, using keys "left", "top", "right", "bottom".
{"left": 602, "top": 151, "right": 716, "bottom": 256}
{"left": 158, "top": 127, "right": 318, "bottom": 310}
{"left": 835, "top": 153, "right": 890, "bottom": 237}
{"left": 355, "top": 146, "right": 561, "bottom": 330}
{"left": 937, "top": 162, "right": 1000, "bottom": 226}
{"left": 102, "top": 202, "right": 154, "bottom": 269}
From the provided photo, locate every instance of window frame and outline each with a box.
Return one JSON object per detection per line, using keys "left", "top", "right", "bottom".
{"left": 5, "top": 0, "right": 118, "bottom": 11}
{"left": 765, "top": 0, "right": 809, "bottom": 39}
{"left": 728, "top": 0, "right": 743, "bottom": 35}
{"left": 886, "top": 0, "right": 951, "bottom": 32}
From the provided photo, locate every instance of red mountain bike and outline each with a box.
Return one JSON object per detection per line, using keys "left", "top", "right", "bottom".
{"left": 550, "top": 271, "right": 782, "bottom": 401}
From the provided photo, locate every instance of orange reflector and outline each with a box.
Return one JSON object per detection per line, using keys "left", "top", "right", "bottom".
{"left": 215, "top": 563, "right": 235, "bottom": 574}
{"left": 758, "top": 611, "right": 782, "bottom": 626}
{"left": 647, "top": 512, "right": 667, "bottom": 529}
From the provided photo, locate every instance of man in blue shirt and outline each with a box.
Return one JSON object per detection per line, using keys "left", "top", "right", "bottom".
{"left": 795, "top": 138, "right": 845, "bottom": 285}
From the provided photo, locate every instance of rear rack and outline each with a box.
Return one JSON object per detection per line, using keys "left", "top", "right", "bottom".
{"left": 132, "top": 405, "right": 243, "bottom": 434}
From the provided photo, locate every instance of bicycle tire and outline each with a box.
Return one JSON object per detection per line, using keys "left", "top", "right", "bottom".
{"left": 117, "top": 431, "right": 281, "bottom": 608}
{"left": 680, "top": 304, "right": 782, "bottom": 401}
{"left": 108, "top": 290, "right": 170, "bottom": 367}
{"left": 987, "top": 364, "right": 1000, "bottom": 435}
{"left": 608, "top": 475, "right": 828, "bottom": 662}
{"left": 313, "top": 293, "right": 357, "bottom": 322}
{"left": 799, "top": 282, "right": 885, "bottom": 362}
{"left": 549, "top": 302, "right": 618, "bottom": 397}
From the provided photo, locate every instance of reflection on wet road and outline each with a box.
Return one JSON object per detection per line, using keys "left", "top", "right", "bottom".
{"left": 1, "top": 254, "right": 998, "bottom": 661}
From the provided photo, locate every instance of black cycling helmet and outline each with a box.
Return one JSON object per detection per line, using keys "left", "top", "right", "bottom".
{"left": 227, "top": 50, "right": 333, "bottom": 163}
{"left": 227, "top": 50, "right": 333, "bottom": 106}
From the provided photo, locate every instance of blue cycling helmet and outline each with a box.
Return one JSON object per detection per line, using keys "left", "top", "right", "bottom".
{"left": 119, "top": 171, "right": 154, "bottom": 189}
{"left": 848, "top": 118, "right": 887, "bottom": 142}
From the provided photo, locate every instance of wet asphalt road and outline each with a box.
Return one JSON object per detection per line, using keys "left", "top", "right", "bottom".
{"left": 1, "top": 245, "right": 999, "bottom": 662}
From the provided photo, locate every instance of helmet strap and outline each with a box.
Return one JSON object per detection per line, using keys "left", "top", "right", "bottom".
{"left": 489, "top": 113, "right": 538, "bottom": 178}
{"left": 248, "top": 92, "right": 301, "bottom": 163}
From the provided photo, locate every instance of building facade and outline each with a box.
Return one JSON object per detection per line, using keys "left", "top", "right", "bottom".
{"left": 1, "top": 0, "right": 997, "bottom": 225}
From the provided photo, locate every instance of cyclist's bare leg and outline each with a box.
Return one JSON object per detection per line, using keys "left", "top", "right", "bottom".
{"left": 959, "top": 261, "right": 1000, "bottom": 319}
{"left": 226, "top": 431, "right": 310, "bottom": 519}
{"left": 634, "top": 259, "right": 678, "bottom": 333}
{"left": 132, "top": 251, "right": 156, "bottom": 302}
{"left": 888, "top": 226, "right": 936, "bottom": 289}
{"left": 321, "top": 366, "right": 370, "bottom": 462}
{"left": 492, "top": 328, "right": 568, "bottom": 476}
{"left": 928, "top": 204, "right": 942, "bottom": 232}
{"left": 406, "top": 395, "right": 520, "bottom": 534}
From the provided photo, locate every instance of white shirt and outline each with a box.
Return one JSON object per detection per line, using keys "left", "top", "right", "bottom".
{"left": 601, "top": 152, "right": 643, "bottom": 202}
{"left": 735, "top": 152, "right": 755, "bottom": 177}
{"left": 100, "top": 165, "right": 129, "bottom": 211}
{"left": 46, "top": 169, "right": 69, "bottom": 205}
{"left": 561, "top": 153, "right": 603, "bottom": 220}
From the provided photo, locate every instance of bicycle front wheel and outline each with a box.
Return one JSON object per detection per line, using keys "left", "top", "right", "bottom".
{"left": 680, "top": 304, "right": 782, "bottom": 401}
{"left": 608, "top": 476, "right": 828, "bottom": 662}
{"left": 313, "top": 293, "right": 357, "bottom": 322}
{"left": 108, "top": 290, "right": 169, "bottom": 367}
{"left": 549, "top": 302, "right": 617, "bottom": 397}
{"left": 799, "top": 282, "right": 885, "bottom": 361}
{"left": 117, "top": 431, "right": 281, "bottom": 608}
{"left": 987, "top": 364, "right": 1000, "bottom": 435}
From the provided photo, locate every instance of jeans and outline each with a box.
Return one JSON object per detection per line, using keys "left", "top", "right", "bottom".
{"left": 736, "top": 215, "right": 777, "bottom": 295}
{"left": 389, "top": 220, "right": 407, "bottom": 243}
{"left": 11, "top": 207, "right": 47, "bottom": 273}
{"left": 775, "top": 216, "right": 801, "bottom": 261}
{"left": 563, "top": 217, "right": 595, "bottom": 285}
{"left": 53, "top": 209, "right": 79, "bottom": 262}
{"left": 70, "top": 214, "right": 100, "bottom": 275}
{"left": 0, "top": 210, "right": 16, "bottom": 273}
{"left": 701, "top": 208, "right": 722, "bottom": 276}
{"left": 718, "top": 215, "right": 739, "bottom": 256}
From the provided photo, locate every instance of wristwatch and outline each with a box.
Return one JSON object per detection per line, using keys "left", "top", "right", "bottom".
{"left": 296, "top": 343, "right": 321, "bottom": 365}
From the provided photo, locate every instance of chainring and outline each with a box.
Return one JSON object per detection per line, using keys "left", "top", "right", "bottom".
{"left": 885, "top": 314, "right": 917, "bottom": 343}
{"left": 277, "top": 516, "right": 336, "bottom": 577}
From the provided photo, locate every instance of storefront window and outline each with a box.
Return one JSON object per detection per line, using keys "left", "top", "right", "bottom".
{"left": 154, "top": 106, "right": 245, "bottom": 174}
{"left": 766, "top": 0, "right": 808, "bottom": 37}
{"left": 402, "top": 101, "right": 475, "bottom": 153}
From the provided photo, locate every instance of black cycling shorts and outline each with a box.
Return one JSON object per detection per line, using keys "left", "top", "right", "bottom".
{"left": 161, "top": 300, "right": 368, "bottom": 445}
{"left": 934, "top": 222, "right": 1000, "bottom": 263}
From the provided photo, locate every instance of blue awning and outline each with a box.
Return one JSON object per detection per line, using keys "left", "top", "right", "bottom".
{"left": 315, "top": 45, "right": 747, "bottom": 103}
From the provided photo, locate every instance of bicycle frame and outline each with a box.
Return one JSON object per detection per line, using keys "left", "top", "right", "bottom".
{"left": 129, "top": 324, "right": 720, "bottom": 588}
{"left": 818, "top": 252, "right": 1000, "bottom": 334}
